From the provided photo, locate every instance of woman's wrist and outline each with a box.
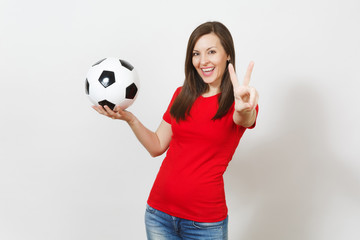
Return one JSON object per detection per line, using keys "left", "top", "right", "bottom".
{"left": 126, "top": 113, "right": 138, "bottom": 126}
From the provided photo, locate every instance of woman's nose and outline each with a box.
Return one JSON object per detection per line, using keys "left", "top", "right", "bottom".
{"left": 200, "top": 54, "right": 209, "bottom": 65}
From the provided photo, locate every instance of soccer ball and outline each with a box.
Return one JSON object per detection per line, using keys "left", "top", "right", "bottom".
{"left": 85, "top": 57, "right": 140, "bottom": 110}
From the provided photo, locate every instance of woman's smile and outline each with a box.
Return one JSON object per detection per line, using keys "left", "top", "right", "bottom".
{"left": 201, "top": 67, "right": 215, "bottom": 76}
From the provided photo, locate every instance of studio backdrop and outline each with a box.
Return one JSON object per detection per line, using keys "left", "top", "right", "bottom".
{"left": 0, "top": 0, "right": 359, "bottom": 239}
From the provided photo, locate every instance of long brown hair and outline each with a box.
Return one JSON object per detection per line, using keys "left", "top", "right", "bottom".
{"left": 170, "top": 21, "right": 236, "bottom": 121}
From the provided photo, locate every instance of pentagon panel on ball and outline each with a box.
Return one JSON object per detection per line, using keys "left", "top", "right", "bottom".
{"left": 85, "top": 57, "right": 140, "bottom": 110}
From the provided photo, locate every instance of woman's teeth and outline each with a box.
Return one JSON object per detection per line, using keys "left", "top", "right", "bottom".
{"left": 202, "top": 67, "right": 215, "bottom": 72}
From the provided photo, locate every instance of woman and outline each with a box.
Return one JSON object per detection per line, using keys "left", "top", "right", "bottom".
{"left": 93, "top": 21, "right": 259, "bottom": 240}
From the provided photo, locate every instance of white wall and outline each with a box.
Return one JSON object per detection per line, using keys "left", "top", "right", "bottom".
{"left": 0, "top": 0, "right": 359, "bottom": 239}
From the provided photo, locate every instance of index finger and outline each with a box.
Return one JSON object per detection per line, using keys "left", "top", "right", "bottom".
{"left": 228, "top": 63, "right": 240, "bottom": 89}
{"left": 243, "top": 61, "right": 255, "bottom": 86}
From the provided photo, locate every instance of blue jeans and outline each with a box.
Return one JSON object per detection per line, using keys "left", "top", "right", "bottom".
{"left": 145, "top": 204, "right": 228, "bottom": 240}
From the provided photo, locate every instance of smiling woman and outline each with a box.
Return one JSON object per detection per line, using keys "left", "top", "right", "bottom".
{"left": 92, "top": 21, "right": 259, "bottom": 240}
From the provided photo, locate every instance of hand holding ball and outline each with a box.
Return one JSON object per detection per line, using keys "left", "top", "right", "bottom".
{"left": 85, "top": 57, "right": 140, "bottom": 110}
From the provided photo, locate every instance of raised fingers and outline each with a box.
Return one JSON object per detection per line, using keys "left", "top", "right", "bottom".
{"left": 243, "top": 61, "right": 254, "bottom": 86}
{"left": 228, "top": 63, "right": 240, "bottom": 90}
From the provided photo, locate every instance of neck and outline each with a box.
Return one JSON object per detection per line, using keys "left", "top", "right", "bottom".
{"left": 202, "top": 85, "right": 221, "bottom": 97}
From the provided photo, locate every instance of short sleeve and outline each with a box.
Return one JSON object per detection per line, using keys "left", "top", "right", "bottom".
{"left": 163, "top": 87, "right": 182, "bottom": 124}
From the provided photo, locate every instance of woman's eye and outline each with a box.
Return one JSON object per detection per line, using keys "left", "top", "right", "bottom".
{"left": 209, "top": 50, "right": 216, "bottom": 54}
{"left": 193, "top": 52, "right": 199, "bottom": 56}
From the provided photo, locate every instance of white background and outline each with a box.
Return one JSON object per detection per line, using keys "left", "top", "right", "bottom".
{"left": 1, "top": 0, "right": 359, "bottom": 239}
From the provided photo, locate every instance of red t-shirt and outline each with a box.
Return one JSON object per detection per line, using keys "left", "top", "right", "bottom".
{"left": 147, "top": 87, "right": 258, "bottom": 222}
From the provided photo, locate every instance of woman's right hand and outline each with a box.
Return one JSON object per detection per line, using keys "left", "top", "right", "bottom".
{"left": 92, "top": 105, "right": 135, "bottom": 123}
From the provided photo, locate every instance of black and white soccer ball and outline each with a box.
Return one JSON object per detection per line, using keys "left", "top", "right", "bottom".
{"left": 85, "top": 57, "right": 140, "bottom": 110}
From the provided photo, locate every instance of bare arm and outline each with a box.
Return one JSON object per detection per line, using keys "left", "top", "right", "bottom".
{"left": 93, "top": 105, "right": 172, "bottom": 157}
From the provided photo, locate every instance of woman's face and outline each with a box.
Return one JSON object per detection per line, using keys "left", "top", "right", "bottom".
{"left": 192, "top": 33, "right": 229, "bottom": 88}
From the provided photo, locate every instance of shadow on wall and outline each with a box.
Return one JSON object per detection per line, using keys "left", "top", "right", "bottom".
{"left": 226, "top": 81, "right": 360, "bottom": 240}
